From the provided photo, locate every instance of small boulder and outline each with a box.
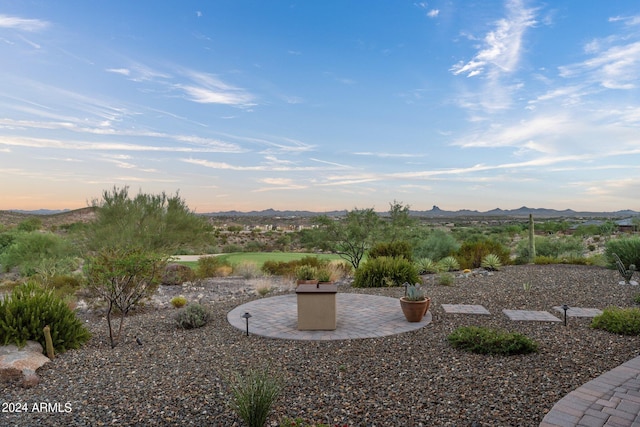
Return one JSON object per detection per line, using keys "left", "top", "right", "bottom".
{"left": 0, "top": 341, "right": 50, "bottom": 388}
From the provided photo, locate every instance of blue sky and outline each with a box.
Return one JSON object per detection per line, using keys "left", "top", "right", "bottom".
{"left": 1, "top": 1, "right": 639, "bottom": 213}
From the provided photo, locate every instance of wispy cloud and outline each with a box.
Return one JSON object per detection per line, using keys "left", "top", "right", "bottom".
{"left": 0, "top": 15, "right": 50, "bottom": 32}
{"left": 451, "top": 0, "right": 537, "bottom": 78}
{"left": 354, "top": 151, "right": 422, "bottom": 158}
{"left": 559, "top": 40, "right": 640, "bottom": 90}
{"left": 253, "top": 177, "right": 307, "bottom": 192}
{"left": 176, "top": 70, "right": 255, "bottom": 106}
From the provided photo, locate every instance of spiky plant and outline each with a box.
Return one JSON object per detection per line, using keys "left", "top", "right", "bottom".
{"left": 481, "top": 253, "right": 502, "bottom": 271}
{"left": 438, "top": 256, "right": 460, "bottom": 272}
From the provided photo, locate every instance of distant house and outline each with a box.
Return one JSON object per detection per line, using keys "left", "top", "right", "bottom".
{"left": 567, "top": 218, "right": 637, "bottom": 234}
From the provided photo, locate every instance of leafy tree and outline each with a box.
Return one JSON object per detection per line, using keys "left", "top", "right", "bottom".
{"left": 85, "top": 247, "right": 167, "bottom": 348}
{"left": 85, "top": 186, "right": 213, "bottom": 253}
{"left": 315, "top": 208, "right": 380, "bottom": 269}
{"left": 413, "top": 229, "right": 460, "bottom": 261}
{"left": 383, "top": 200, "right": 415, "bottom": 242}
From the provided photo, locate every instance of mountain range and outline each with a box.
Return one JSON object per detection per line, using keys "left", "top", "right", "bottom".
{"left": 6, "top": 206, "right": 639, "bottom": 219}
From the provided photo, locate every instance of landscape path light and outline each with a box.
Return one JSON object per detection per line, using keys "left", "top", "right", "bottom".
{"left": 561, "top": 304, "right": 569, "bottom": 326}
{"left": 241, "top": 312, "right": 252, "bottom": 336}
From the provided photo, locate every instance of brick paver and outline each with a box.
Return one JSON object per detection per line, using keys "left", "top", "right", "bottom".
{"left": 541, "top": 356, "right": 640, "bottom": 427}
{"left": 441, "top": 304, "right": 490, "bottom": 315}
{"left": 227, "top": 293, "right": 431, "bottom": 341}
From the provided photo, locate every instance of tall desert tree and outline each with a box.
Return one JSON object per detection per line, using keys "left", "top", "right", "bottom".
{"left": 85, "top": 186, "right": 213, "bottom": 254}
{"left": 315, "top": 207, "right": 380, "bottom": 269}
{"left": 85, "top": 247, "right": 166, "bottom": 348}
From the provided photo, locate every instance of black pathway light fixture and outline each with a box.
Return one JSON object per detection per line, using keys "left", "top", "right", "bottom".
{"left": 561, "top": 304, "right": 569, "bottom": 326}
{"left": 241, "top": 312, "right": 252, "bottom": 336}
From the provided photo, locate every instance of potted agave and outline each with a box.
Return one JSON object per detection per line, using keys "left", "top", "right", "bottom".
{"left": 400, "top": 283, "right": 430, "bottom": 322}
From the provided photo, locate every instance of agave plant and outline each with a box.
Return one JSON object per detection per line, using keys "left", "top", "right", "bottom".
{"left": 415, "top": 257, "right": 440, "bottom": 274}
{"left": 438, "top": 256, "right": 460, "bottom": 272}
{"left": 481, "top": 253, "right": 502, "bottom": 271}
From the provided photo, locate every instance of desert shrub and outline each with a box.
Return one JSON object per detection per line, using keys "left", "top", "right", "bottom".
{"left": 45, "top": 274, "right": 84, "bottom": 299}
{"left": 229, "top": 368, "right": 282, "bottom": 427}
{"left": 17, "top": 217, "right": 42, "bottom": 232}
{"left": 480, "top": 253, "right": 502, "bottom": 271}
{"left": 234, "top": 261, "right": 262, "bottom": 279}
{"left": 170, "top": 295, "right": 188, "bottom": 308}
{"left": 175, "top": 303, "right": 210, "bottom": 329}
{"left": 0, "top": 231, "right": 78, "bottom": 276}
{"left": 222, "top": 244, "right": 243, "bottom": 253}
{"left": 515, "top": 235, "right": 585, "bottom": 264}
{"left": 447, "top": 326, "right": 538, "bottom": 355}
{"left": 413, "top": 229, "right": 460, "bottom": 261}
{"left": 244, "top": 241, "right": 266, "bottom": 252}
{"left": 261, "top": 260, "right": 292, "bottom": 276}
{"left": 327, "top": 260, "right": 352, "bottom": 279}
{"left": 0, "top": 231, "right": 16, "bottom": 255}
{"left": 456, "top": 239, "right": 510, "bottom": 270}
{"left": 437, "top": 256, "right": 460, "bottom": 272}
{"left": 0, "top": 281, "right": 91, "bottom": 353}
{"left": 162, "top": 263, "right": 196, "bottom": 285}
{"left": 262, "top": 257, "right": 329, "bottom": 277}
{"left": 437, "top": 272, "right": 454, "bottom": 286}
{"left": 197, "top": 256, "right": 224, "bottom": 278}
{"left": 591, "top": 307, "right": 640, "bottom": 335}
{"left": 605, "top": 237, "right": 640, "bottom": 270}
{"left": 353, "top": 256, "right": 419, "bottom": 288}
{"left": 368, "top": 241, "right": 413, "bottom": 262}
{"left": 415, "top": 257, "right": 440, "bottom": 274}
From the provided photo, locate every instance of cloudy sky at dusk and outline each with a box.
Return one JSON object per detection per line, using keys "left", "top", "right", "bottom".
{"left": 1, "top": 0, "right": 639, "bottom": 213}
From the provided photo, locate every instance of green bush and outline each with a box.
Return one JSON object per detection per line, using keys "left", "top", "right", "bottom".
{"left": 0, "top": 281, "right": 91, "bottom": 353}
{"left": 413, "top": 229, "right": 460, "bottom": 261}
{"left": 447, "top": 326, "right": 538, "bottom": 355}
{"left": 353, "top": 256, "right": 419, "bottom": 288}
{"left": 515, "top": 236, "right": 584, "bottom": 264}
{"left": 197, "top": 256, "right": 224, "bottom": 278}
{"left": 437, "top": 272, "right": 454, "bottom": 286}
{"left": 0, "top": 231, "right": 78, "bottom": 276}
{"left": 17, "top": 218, "right": 42, "bottom": 232}
{"left": 591, "top": 307, "right": 640, "bottom": 335}
{"left": 456, "top": 239, "right": 510, "bottom": 269}
{"left": 175, "top": 303, "right": 210, "bottom": 329}
{"left": 368, "top": 241, "right": 413, "bottom": 262}
{"left": 605, "top": 237, "right": 640, "bottom": 270}
{"left": 229, "top": 368, "right": 282, "bottom": 427}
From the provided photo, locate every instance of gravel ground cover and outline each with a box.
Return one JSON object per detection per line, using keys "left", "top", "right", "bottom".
{"left": 3, "top": 264, "right": 640, "bottom": 427}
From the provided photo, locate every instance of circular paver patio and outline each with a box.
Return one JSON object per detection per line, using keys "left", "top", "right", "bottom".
{"left": 227, "top": 293, "right": 432, "bottom": 340}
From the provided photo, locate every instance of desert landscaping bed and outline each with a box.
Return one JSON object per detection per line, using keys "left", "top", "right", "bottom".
{"left": 3, "top": 264, "right": 640, "bottom": 426}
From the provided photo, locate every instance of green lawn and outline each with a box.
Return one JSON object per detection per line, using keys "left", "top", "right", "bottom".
{"left": 178, "top": 252, "right": 344, "bottom": 269}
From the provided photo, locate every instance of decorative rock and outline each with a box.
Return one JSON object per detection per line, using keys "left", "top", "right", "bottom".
{"left": 0, "top": 341, "right": 50, "bottom": 388}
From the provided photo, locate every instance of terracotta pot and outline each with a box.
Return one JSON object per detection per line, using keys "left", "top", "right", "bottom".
{"left": 400, "top": 297, "right": 431, "bottom": 322}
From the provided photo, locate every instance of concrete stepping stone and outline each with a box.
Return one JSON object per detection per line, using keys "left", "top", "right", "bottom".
{"left": 552, "top": 306, "right": 602, "bottom": 317}
{"left": 441, "top": 304, "right": 490, "bottom": 315}
{"left": 503, "top": 309, "right": 561, "bottom": 322}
